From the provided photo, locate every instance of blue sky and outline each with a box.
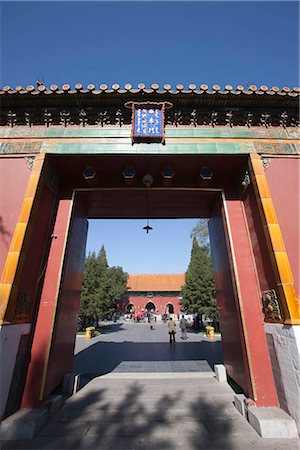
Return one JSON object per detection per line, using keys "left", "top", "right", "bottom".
{"left": 1, "top": 1, "right": 299, "bottom": 88}
{"left": 86, "top": 219, "right": 199, "bottom": 274}
{"left": 1, "top": 1, "right": 299, "bottom": 273}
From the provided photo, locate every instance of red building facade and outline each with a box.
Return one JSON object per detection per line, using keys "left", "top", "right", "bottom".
{"left": 118, "top": 274, "right": 185, "bottom": 318}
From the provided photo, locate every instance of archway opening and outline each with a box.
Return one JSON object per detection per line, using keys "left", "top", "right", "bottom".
{"left": 145, "top": 301, "right": 156, "bottom": 313}
{"left": 126, "top": 303, "right": 135, "bottom": 314}
{"left": 166, "top": 303, "right": 174, "bottom": 314}
{"left": 19, "top": 153, "right": 278, "bottom": 411}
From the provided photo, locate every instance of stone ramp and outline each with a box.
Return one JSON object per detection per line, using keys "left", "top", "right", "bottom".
{"left": 2, "top": 372, "right": 300, "bottom": 450}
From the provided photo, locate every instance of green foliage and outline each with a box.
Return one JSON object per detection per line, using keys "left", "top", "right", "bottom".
{"left": 181, "top": 236, "right": 217, "bottom": 320}
{"left": 79, "top": 246, "right": 128, "bottom": 330}
{"left": 98, "top": 245, "right": 108, "bottom": 270}
{"left": 190, "top": 219, "right": 210, "bottom": 250}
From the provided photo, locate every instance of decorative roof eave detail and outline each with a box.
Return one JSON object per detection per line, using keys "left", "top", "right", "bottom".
{"left": 1, "top": 83, "right": 299, "bottom": 128}
{"left": 1, "top": 83, "right": 299, "bottom": 109}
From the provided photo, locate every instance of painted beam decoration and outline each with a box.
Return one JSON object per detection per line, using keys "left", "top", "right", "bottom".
{"left": 126, "top": 102, "right": 172, "bottom": 144}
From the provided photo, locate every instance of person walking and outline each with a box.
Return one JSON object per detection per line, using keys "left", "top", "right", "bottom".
{"left": 150, "top": 312, "right": 155, "bottom": 330}
{"left": 179, "top": 315, "right": 188, "bottom": 340}
{"left": 168, "top": 317, "right": 176, "bottom": 343}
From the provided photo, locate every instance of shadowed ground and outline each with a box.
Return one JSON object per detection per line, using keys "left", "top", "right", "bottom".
{"left": 2, "top": 322, "right": 299, "bottom": 449}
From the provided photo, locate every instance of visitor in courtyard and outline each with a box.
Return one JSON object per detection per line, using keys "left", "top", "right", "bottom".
{"left": 168, "top": 317, "right": 176, "bottom": 343}
{"left": 150, "top": 312, "right": 155, "bottom": 329}
{"left": 179, "top": 315, "right": 187, "bottom": 340}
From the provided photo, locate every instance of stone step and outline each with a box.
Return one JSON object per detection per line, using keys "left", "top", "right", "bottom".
{"left": 2, "top": 367, "right": 299, "bottom": 446}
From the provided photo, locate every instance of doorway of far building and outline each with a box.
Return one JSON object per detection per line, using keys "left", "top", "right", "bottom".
{"left": 145, "top": 301, "right": 156, "bottom": 313}
{"left": 166, "top": 303, "right": 174, "bottom": 314}
{"left": 126, "top": 303, "right": 135, "bottom": 314}
{"left": 145, "top": 301, "right": 156, "bottom": 324}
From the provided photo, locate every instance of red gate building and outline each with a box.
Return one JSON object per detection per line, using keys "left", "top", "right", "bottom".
{"left": 0, "top": 82, "right": 299, "bottom": 432}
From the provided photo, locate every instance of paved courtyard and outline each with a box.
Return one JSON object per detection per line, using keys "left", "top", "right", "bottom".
{"left": 73, "top": 321, "right": 223, "bottom": 376}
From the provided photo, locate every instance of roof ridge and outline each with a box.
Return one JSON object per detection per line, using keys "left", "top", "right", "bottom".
{"left": 1, "top": 83, "right": 299, "bottom": 96}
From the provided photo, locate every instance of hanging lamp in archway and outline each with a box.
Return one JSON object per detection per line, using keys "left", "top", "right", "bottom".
{"left": 142, "top": 177, "right": 154, "bottom": 234}
{"left": 143, "top": 219, "right": 153, "bottom": 234}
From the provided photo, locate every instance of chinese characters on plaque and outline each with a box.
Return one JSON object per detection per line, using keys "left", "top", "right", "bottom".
{"left": 130, "top": 103, "right": 166, "bottom": 144}
{"left": 134, "top": 108, "right": 163, "bottom": 138}
{"left": 125, "top": 101, "right": 171, "bottom": 144}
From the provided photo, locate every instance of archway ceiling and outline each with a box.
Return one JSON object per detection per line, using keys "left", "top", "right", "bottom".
{"left": 50, "top": 154, "right": 247, "bottom": 218}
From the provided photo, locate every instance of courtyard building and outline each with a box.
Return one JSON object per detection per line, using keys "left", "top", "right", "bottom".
{"left": 118, "top": 273, "right": 185, "bottom": 319}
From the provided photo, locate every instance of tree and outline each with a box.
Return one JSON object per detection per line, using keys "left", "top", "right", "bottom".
{"left": 181, "top": 236, "right": 217, "bottom": 327}
{"left": 98, "top": 245, "right": 108, "bottom": 271}
{"left": 79, "top": 245, "right": 128, "bottom": 330}
{"left": 190, "top": 219, "right": 210, "bottom": 250}
{"left": 79, "top": 251, "right": 99, "bottom": 329}
{"left": 97, "top": 265, "right": 128, "bottom": 317}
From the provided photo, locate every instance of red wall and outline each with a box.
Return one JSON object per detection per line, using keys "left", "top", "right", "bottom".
{"left": 0, "top": 157, "right": 31, "bottom": 276}
{"left": 265, "top": 157, "right": 299, "bottom": 296}
{"left": 119, "top": 294, "right": 182, "bottom": 316}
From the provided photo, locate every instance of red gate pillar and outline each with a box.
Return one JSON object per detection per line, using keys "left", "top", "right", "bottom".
{"left": 21, "top": 193, "right": 74, "bottom": 408}
{"left": 223, "top": 189, "right": 279, "bottom": 407}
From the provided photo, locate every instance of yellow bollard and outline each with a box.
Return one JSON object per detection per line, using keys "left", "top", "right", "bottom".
{"left": 85, "top": 327, "right": 95, "bottom": 339}
{"left": 206, "top": 326, "right": 215, "bottom": 339}
{"left": 85, "top": 327, "right": 92, "bottom": 339}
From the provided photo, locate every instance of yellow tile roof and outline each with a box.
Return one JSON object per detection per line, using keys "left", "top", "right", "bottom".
{"left": 127, "top": 274, "right": 185, "bottom": 292}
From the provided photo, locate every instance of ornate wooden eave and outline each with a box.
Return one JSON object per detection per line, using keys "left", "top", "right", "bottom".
{"left": 0, "top": 83, "right": 299, "bottom": 128}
